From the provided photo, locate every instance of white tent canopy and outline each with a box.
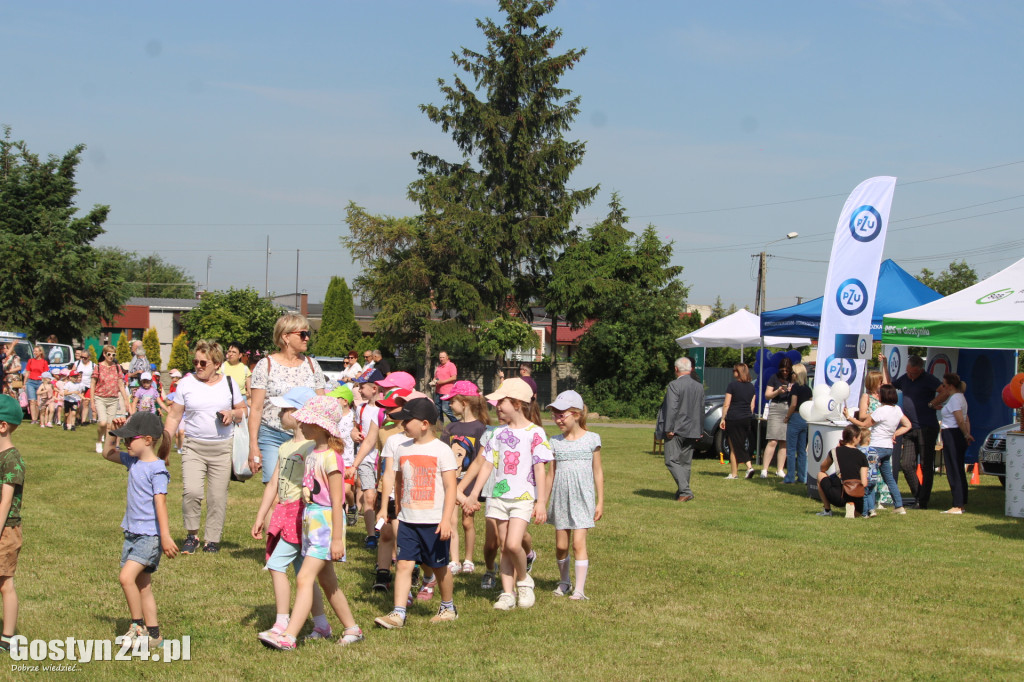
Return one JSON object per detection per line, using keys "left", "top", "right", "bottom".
{"left": 883, "top": 257, "right": 1024, "bottom": 349}
{"left": 676, "top": 309, "right": 813, "bottom": 350}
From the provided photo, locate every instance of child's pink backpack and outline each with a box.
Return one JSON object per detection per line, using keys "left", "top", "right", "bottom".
{"left": 17, "top": 389, "right": 28, "bottom": 408}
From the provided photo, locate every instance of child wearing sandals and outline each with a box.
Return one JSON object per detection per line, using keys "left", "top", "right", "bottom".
{"left": 463, "top": 379, "right": 551, "bottom": 611}
{"left": 439, "top": 380, "right": 489, "bottom": 576}
{"left": 259, "top": 396, "right": 363, "bottom": 649}
{"left": 546, "top": 391, "right": 604, "bottom": 601}
{"left": 857, "top": 427, "right": 881, "bottom": 518}
{"left": 251, "top": 387, "right": 333, "bottom": 641}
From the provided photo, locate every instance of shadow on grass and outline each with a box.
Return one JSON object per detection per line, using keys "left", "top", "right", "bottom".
{"left": 975, "top": 523, "right": 1024, "bottom": 540}
{"left": 633, "top": 488, "right": 676, "bottom": 500}
{"left": 229, "top": 545, "right": 266, "bottom": 564}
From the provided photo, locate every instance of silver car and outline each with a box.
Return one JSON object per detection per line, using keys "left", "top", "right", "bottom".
{"left": 978, "top": 422, "right": 1017, "bottom": 487}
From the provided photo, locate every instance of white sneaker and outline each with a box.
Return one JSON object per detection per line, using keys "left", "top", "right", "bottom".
{"left": 493, "top": 592, "right": 517, "bottom": 611}
{"left": 448, "top": 561, "right": 461, "bottom": 575}
{"left": 516, "top": 575, "right": 536, "bottom": 609}
{"left": 95, "top": 442, "right": 103, "bottom": 454}
{"left": 760, "top": 470, "right": 768, "bottom": 479}
{"left": 725, "top": 474, "right": 738, "bottom": 480}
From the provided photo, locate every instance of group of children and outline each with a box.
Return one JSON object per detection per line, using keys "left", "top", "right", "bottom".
{"left": 23, "top": 366, "right": 183, "bottom": 432}
{"left": 0, "top": 370, "right": 606, "bottom": 653}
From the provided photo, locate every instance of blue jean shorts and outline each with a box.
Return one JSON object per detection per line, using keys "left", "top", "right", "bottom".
{"left": 396, "top": 521, "right": 449, "bottom": 568}
{"left": 121, "top": 531, "right": 162, "bottom": 573}
{"left": 265, "top": 538, "right": 304, "bottom": 574}
{"left": 257, "top": 424, "right": 292, "bottom": 484}
{"left": 25, "top": 379, "right": 41, "bottom": 401}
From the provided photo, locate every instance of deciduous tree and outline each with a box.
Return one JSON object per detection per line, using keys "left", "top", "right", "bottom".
{"left": 180, "top": 288, "right": 281, "bottom": 354}
{"left": 917, "top": 260, "right": 979, "bottom": 296}
{"left": 0, "top": 126, "right": 127, "bottom": 340}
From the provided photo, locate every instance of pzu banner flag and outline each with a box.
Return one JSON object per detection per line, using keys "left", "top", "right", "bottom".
{"left": 814, "top": 176, "right": 896, "bottom": 406}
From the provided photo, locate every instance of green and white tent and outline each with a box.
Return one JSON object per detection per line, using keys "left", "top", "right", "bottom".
{"left": 882, "top": 257, "right": 1024, "bottom": 349}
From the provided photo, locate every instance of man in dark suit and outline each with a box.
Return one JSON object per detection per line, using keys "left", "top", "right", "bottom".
{"left": 655, "top": 357, "right": 705, "bottom": 501}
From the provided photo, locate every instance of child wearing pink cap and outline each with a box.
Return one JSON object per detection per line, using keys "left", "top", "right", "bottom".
{"left": 440, "top": 381, "right": 489, "bottom": 574}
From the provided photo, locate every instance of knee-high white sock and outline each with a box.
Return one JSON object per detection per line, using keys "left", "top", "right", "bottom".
{"left": 574, "top": 560, "right": 589, "bottom": 595}
{"left": 557, "top": 557, "right": 571, "bottom": 584}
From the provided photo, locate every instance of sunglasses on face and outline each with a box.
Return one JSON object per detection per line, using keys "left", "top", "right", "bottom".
{"left": 193, "top": 359, "right": 210, "bottom": 368}
{"left": 126, "top": 434, "right": 148, "bottom": 445}
{"left": 289, "top": 330, "right": 311, "bottom": 340}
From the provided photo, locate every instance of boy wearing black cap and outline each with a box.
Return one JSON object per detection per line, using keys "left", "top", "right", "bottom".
{"left": 102, "top": 412, "right": 179, "bottom": 649}
{"left": 0, "top": 395, "right": 25, "bottom": 652}
{"left": 374, "top": 398, "right": 459, "bottom": 628}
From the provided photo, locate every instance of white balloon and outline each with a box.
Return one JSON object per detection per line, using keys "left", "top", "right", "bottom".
{"left": 798, "top": 401, "right": 816, "bottom": 421}
{"left": 813, "top": 394, "right": 830, "bottom": 414}
{"left": 830, "top": 380, "right": 851, "bottom": 402}
{"left": 812, "top": 384, "right": 831, "bottom": 400}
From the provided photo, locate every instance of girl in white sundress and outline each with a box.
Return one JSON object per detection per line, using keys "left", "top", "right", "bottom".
{"left": 545, "top": 391, "right": 604, "bottom": 601}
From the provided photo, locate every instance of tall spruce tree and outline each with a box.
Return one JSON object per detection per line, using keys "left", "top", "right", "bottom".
{"left": 313, "top": 276, "right": 362, "bottom": 356}
{"left": 408, "top": 0, "right": 598, "bottom": 322}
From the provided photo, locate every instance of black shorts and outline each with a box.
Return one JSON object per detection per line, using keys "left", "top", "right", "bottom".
{"left": 396, "top": 521, "right": 449, "bottom": 568}
{"left": 63, "top": 399, "right": 79, "bottom": 413}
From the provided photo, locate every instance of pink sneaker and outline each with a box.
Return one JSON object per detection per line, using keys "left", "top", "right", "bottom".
{"left": 416, "top": 579, "right": 436, "bottom": 601}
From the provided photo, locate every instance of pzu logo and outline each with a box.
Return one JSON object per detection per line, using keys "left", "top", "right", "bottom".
{"left": 849, "top": 205, "right": 883, "bottom": 242}
{"left": 823, "top": 354, "right": 857, "bottom": 386}
{"left": 812, "top": 432, "right": 824, "bottom": 462}
{"left": 836, "top": 279, "right": 869, "bottom": 316}
{"left": 888, "top": 348, "right": 901, "bottom": 378}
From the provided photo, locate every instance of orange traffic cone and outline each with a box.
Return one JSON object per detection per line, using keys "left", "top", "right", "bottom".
{"left": 970, "top": 462, "right": 981, "bottom": 485}
{"left": 916, "top": 463, "right": 924, "bottom": 485}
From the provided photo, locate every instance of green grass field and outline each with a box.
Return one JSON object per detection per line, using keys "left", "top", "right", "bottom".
{"left": 7, "top": 423, "right": 1024, "bottom": 680}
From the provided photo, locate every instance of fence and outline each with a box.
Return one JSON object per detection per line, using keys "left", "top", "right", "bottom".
{"left": 411, "top": 360, "right": 577, "bottom": 406}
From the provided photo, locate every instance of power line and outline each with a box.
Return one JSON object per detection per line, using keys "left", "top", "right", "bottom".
{"left": 629, "top": 159, "right": 1024, "bottom": 219}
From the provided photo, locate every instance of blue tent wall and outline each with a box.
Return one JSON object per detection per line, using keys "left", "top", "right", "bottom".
{"left": 760, "top": 259, "right": 942, "bottom": 339}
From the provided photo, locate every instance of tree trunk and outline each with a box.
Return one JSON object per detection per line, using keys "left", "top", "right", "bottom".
{"left": 423, "top": 329, "right": 432, "bottom": 393}
{"left": 550, "top": 314, "right": 558, "bottom": 400}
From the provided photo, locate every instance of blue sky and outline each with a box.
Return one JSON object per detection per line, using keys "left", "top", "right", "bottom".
{"left": 3, "top": 0, "right": 1023, "bottom": 312}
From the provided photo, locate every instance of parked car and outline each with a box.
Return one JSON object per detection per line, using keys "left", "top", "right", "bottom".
{"left": 978, "top": 422, "right": 1019, "bottom": 487}
{"left": 696, "top": 394, "right": 767, "bottom": 459}
{"left": 312, "top": 356, "right": 348, "bottom": 386}
{"left": 0, "top": 331, "right": 74, "bottom": 371}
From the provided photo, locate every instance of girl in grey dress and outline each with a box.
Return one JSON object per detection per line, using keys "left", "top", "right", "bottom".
{"left": 546, "top": 391, "right": 604, "bottom": 601}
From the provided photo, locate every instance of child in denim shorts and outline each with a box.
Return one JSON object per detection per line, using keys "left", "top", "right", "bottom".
{"left": 102, "top": 412, "right": 179, "bottom": 649}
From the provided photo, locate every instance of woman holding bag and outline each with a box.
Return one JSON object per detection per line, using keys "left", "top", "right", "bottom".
{"left": 161, "top": 340, "right": 246, "bottom": 554}
{"left": 247, "top": 314, "right": 327, "bottom": 484}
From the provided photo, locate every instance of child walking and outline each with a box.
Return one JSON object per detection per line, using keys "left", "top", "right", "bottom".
{"left": 103, "top": 412, "right": 179, "bottom": 649}
{"left": 259, "top": 396, "right": 363, "bottom": 649}
{"left": 440, "top": 381, "right": 489, "bottom": 575}
{"left": 0, "top": 395, "right": 26, "bottom": 652}
{"left": 464, "top": 379, "right": 552, "bottom": 610}
{"left": 374, "top": 398, "right": 459, "bottom": 628}
{"left": 546, "top": 391, "right": 604, "bottom": 600}
{"left": 251, "top": 387, "right": 333, "bottom": 641}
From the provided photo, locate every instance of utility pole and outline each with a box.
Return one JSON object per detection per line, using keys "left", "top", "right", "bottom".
{"left": 753, "top": 232, "right": 798, "bottom": 315}
{"left": 295, "top": 250, "right": 300, "bottom": 310}
{"left": 265, "top": 236, "right": 270, "bottom": 299}
{"left": 206, "top": 256, "right": 212, "bottom": 292}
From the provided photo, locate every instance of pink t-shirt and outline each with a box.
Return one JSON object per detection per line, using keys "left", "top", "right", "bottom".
{"left": 433, "top": 361, "right": 457, "bottom": 393}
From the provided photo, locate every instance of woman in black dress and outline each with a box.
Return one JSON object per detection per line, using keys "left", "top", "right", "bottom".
{"left": 720, "top": 363, "right": 757, "bottom": 479}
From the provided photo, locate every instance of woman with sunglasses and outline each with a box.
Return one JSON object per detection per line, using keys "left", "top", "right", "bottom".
{"left": 162, "top": 340, "right": 246, "bottom": 553}
{"left": 340, "top": 352, "right": 362, "bottom": 383}
{"left": 91, "top": 345, "right": 133, "bottom": 453}
{"left": 247, "top": 313, "right": 328, "bottom": 485}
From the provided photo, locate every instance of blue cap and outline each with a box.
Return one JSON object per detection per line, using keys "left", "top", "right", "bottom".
{"left": 268, "top": 386, "right": 317, "bottom": 410}
{"left": 353, "top": 369, "right": 385, "bottom": 384}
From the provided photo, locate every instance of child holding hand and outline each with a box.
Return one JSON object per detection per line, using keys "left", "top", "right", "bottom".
{"left": 102, "top": 412, "right": 178, "bottom": 649}
{"left": 463, "top": 379, "right": 552, "bottom": 610}
{"left": 374, "top": 398, "right": 459, "bottom": 628}
{"left": 259, "top": 396, "right": 363, "bottom": 650}
{"left": 251, "top": 387, "right": 332, "bottom": 640}
{"left": 546, "top": 391, "right": 604, "bottom": 600}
